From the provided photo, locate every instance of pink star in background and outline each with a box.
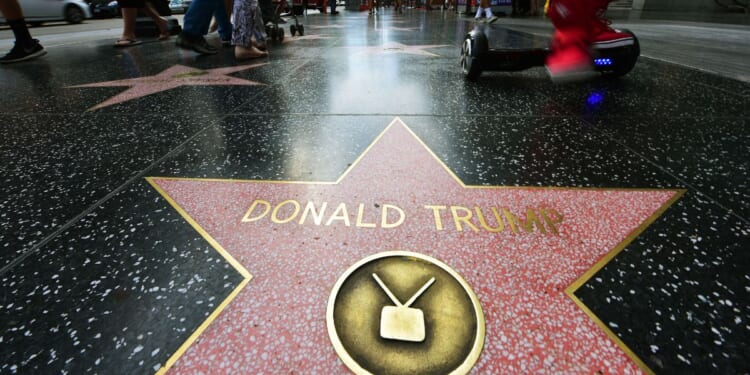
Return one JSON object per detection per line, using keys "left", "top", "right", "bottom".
{"left": 68, "top": 63, "right": 267, "bottom": 111}
{"left": 282, "top": 34, "right": 335, "bottom": 44}
{"left": 310, "top": 25, "right": 346, "bottom": 29}
{"left": 388, "top": 26, "right": 419, "bottom": 31}
{"left": 348, "top": 41, "right": 450, "bottom": 56}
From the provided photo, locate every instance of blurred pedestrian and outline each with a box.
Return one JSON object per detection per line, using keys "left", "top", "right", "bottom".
{"left": 329, "top": 0, "right": 338, "bottom": 15}
{"left": 209, "top": 0, "right": 233, "bottom": 33}
{"left": 0, "top": 0, "right": 46, "bottom": 63}
{"left": 474, "top": 0, "right": 496, "bottom": 22}
{"left": 115, "top": 0, "right": 171, "bottom": 47}
{"left": 232, "top": 0, "right": 269, "bottom": 59}
{"left": 176, "top": 0, "right": 232, "bottom": 54}
{"left": 546, "top": 0, "right": 635, "bottom": 81}
{"left": 529, "top": 0, "right": 539, "bottom": 15}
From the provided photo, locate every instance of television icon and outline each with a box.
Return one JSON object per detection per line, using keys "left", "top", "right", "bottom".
{"left": 373, "top": 273, "right": 436, "bottom": 342}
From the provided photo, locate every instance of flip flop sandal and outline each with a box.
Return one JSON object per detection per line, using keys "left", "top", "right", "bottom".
{"left": 114, "top": 39, "right": 143, "bottom": 47}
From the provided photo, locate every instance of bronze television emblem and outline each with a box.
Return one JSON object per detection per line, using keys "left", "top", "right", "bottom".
{"left": 327, "top": 251, "right": 485, "bottom": 374}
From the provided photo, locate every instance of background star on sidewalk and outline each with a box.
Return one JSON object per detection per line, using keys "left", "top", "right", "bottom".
{"left": 388, "top": 26, "right": 419, "bottom": 31}
{"left": 68, "top": 63, "right": 267, "bottom": 111}
{"left": 347, "top": 41, "right": 450, "bottom": 57}
{"left": 282, "top": 34, "right": 335, "bottom": 44}
{"left": 310, "top": 25, "right": 346, "bottom": 29}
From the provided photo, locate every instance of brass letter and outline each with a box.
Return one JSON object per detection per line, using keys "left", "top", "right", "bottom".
{"left": 242, "top": 200, "right": 271, "bottom": 222}
{"left": 381, "top": 204, "right": 405, "bottom": 229}
{"left": 424, "top": 205, "right": 447, "bottom": 230}
{"left": 271, "top": 199, "right": 301, "bottom": 224}
{"left": 299, "top": 201, "right": 328, "bottom": 226}
{"left": 503, "top": 208, "right": 546, "bottom": 234}
{"left": 475, "top": 206, "right": 505, "bottom": 233}
{"left": 326, "top": 203, "right": 351, "bottom": 226}
{"left": 541, "top": 208, "right": 564, "bottom": 234}
{"left": 356, "top": 203, "right": 377, "bottom": 228}
{"left": 451, "top": 206, "right": 479, "bottom": 232}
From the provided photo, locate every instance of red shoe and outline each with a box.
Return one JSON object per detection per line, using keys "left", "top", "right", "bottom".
{"left": 545, "top": 30, "right": 595, "bottom": 83}
{"left": 591, "top": 12, "right": 634, "bottom": 49}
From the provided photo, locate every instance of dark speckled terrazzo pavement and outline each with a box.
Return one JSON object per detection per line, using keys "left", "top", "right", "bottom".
{"left": 1, "top": 8, "right": 748, "bottom": 374}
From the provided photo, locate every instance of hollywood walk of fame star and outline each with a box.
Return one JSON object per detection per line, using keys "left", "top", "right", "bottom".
{"left": 310, "top": 25, "right": 346, "bottom": 29}
{"left": 370, "top": 19, "right": 408, "bottom": 24}
{"left": 282, "top": 34, "right": 335, "bottom": 44}
{"left": 148, "top": 118, "right": 683, "bottom": 374}
{"left": 347, "top": 41, "right": 450, "bottom": 57}
{"left": 387, "top": 26, "right": 419, "bottom": 31}
{"left": 68, "top": 63, "right": 267, "bottom": 111}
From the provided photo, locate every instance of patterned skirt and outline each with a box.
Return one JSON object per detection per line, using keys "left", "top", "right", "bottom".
{"left": 232, "top": 0, "right": 267, "bottom": 47}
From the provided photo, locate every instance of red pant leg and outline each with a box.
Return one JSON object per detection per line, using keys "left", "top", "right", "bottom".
{"left": 547, "top": 0, "right": 597, "bottom": 51}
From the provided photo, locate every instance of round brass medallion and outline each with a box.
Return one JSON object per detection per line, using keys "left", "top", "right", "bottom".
{"left": 327, "top": 251, "right": 485, "bottom": 374}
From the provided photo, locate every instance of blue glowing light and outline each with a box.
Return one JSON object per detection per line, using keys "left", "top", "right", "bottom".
{"left": 586, "top": 92, "right": 604, "bottom": 106}
{"left": 594, "top": 58, "right": 613, "bottom": 66}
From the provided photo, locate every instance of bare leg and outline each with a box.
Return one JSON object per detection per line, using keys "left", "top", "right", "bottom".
{"left": 0, "top": 0, "right": 25, "bottom": 19}
{"left": 119, "top": 7, "right": 138, "bottom": 40}
{"left": 232, "top": 0, "right": 268, "bottom": 59}
{"left": 143, "top": 2, "right": 170, "bottom": 39}
{"left": 1, "top": 0, "right": 32, "bottom": 45}
{"left": 0, "top": 0, "right": 46, "bottom": 62}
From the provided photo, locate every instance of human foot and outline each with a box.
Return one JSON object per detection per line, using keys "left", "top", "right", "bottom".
{"left": 235, "top": 45, "right": 268, "bottom": 60}
{"left": 156, "top": 17, "right": 170, "bottom": 40}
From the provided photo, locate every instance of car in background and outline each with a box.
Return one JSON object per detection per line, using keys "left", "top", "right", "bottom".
{"left": 169, "top": 0, "right": 184, "bottom": 14}
{"left": 0, "top": 0, "right": 92, "bottom": 25}
{"left": 291, "top": 0, "right": 324, "bottom": 15}
{"left": 91, "top": 0, "right": 120, "bottom": 18}
{"left": 180, "top": 0, "right": 192, "bottom": 13}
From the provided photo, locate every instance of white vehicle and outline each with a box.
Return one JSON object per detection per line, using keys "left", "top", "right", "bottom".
{"left": 169, "top": 0, "right": 184, "bottom": 14}
{"left": 0, "top": 0, "right": 92, "bottom": 25}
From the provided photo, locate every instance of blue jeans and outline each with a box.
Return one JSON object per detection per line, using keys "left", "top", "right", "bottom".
{"left": 183, "top": 0, "right": 232, "bottom": 40}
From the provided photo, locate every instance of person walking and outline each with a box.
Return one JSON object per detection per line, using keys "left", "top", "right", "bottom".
{"left": 232, "top": 0, "right": 269, "bottom": 59}
{"left": 115, "top": 0, "right": 171, "bottom": 47}
{"left": 529, "top": 0, "right": 539, "bottom": 16}
{"left": 474, "top": 0, "right": 496, "bottom": 22}
{"left": 176, "top": 0, "right": 233, "bottom": 54}
{"left": 0, "top": 0, "right": 46, "bottom": 63}
{"left": 209, "top": 0, "right": 233, "bottom": 32}
{"left": 329, "top": 0, "right": 339, "bottom": 15}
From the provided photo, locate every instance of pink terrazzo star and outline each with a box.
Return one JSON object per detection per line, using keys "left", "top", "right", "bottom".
{"left": 348, "top": 41, "right": 450, "bottom": 57}
{"left": 148, "top": 118, "right": 683, "bottom": 374}
{"left": 68, "top": 63, "right": 267, "bottom": 111}
{"left": 310, "top": 25, "right": 346, "bottom": 29}
{"left": 388, "top": 26, "right": 419, "bottom": 31}
{"left": 282, "top": 34, "right": 335, "bottom": 44}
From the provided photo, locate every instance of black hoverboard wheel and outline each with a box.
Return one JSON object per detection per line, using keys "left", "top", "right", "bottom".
{"left": 461, "top": 28, "right": 488, "bottom": 81}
